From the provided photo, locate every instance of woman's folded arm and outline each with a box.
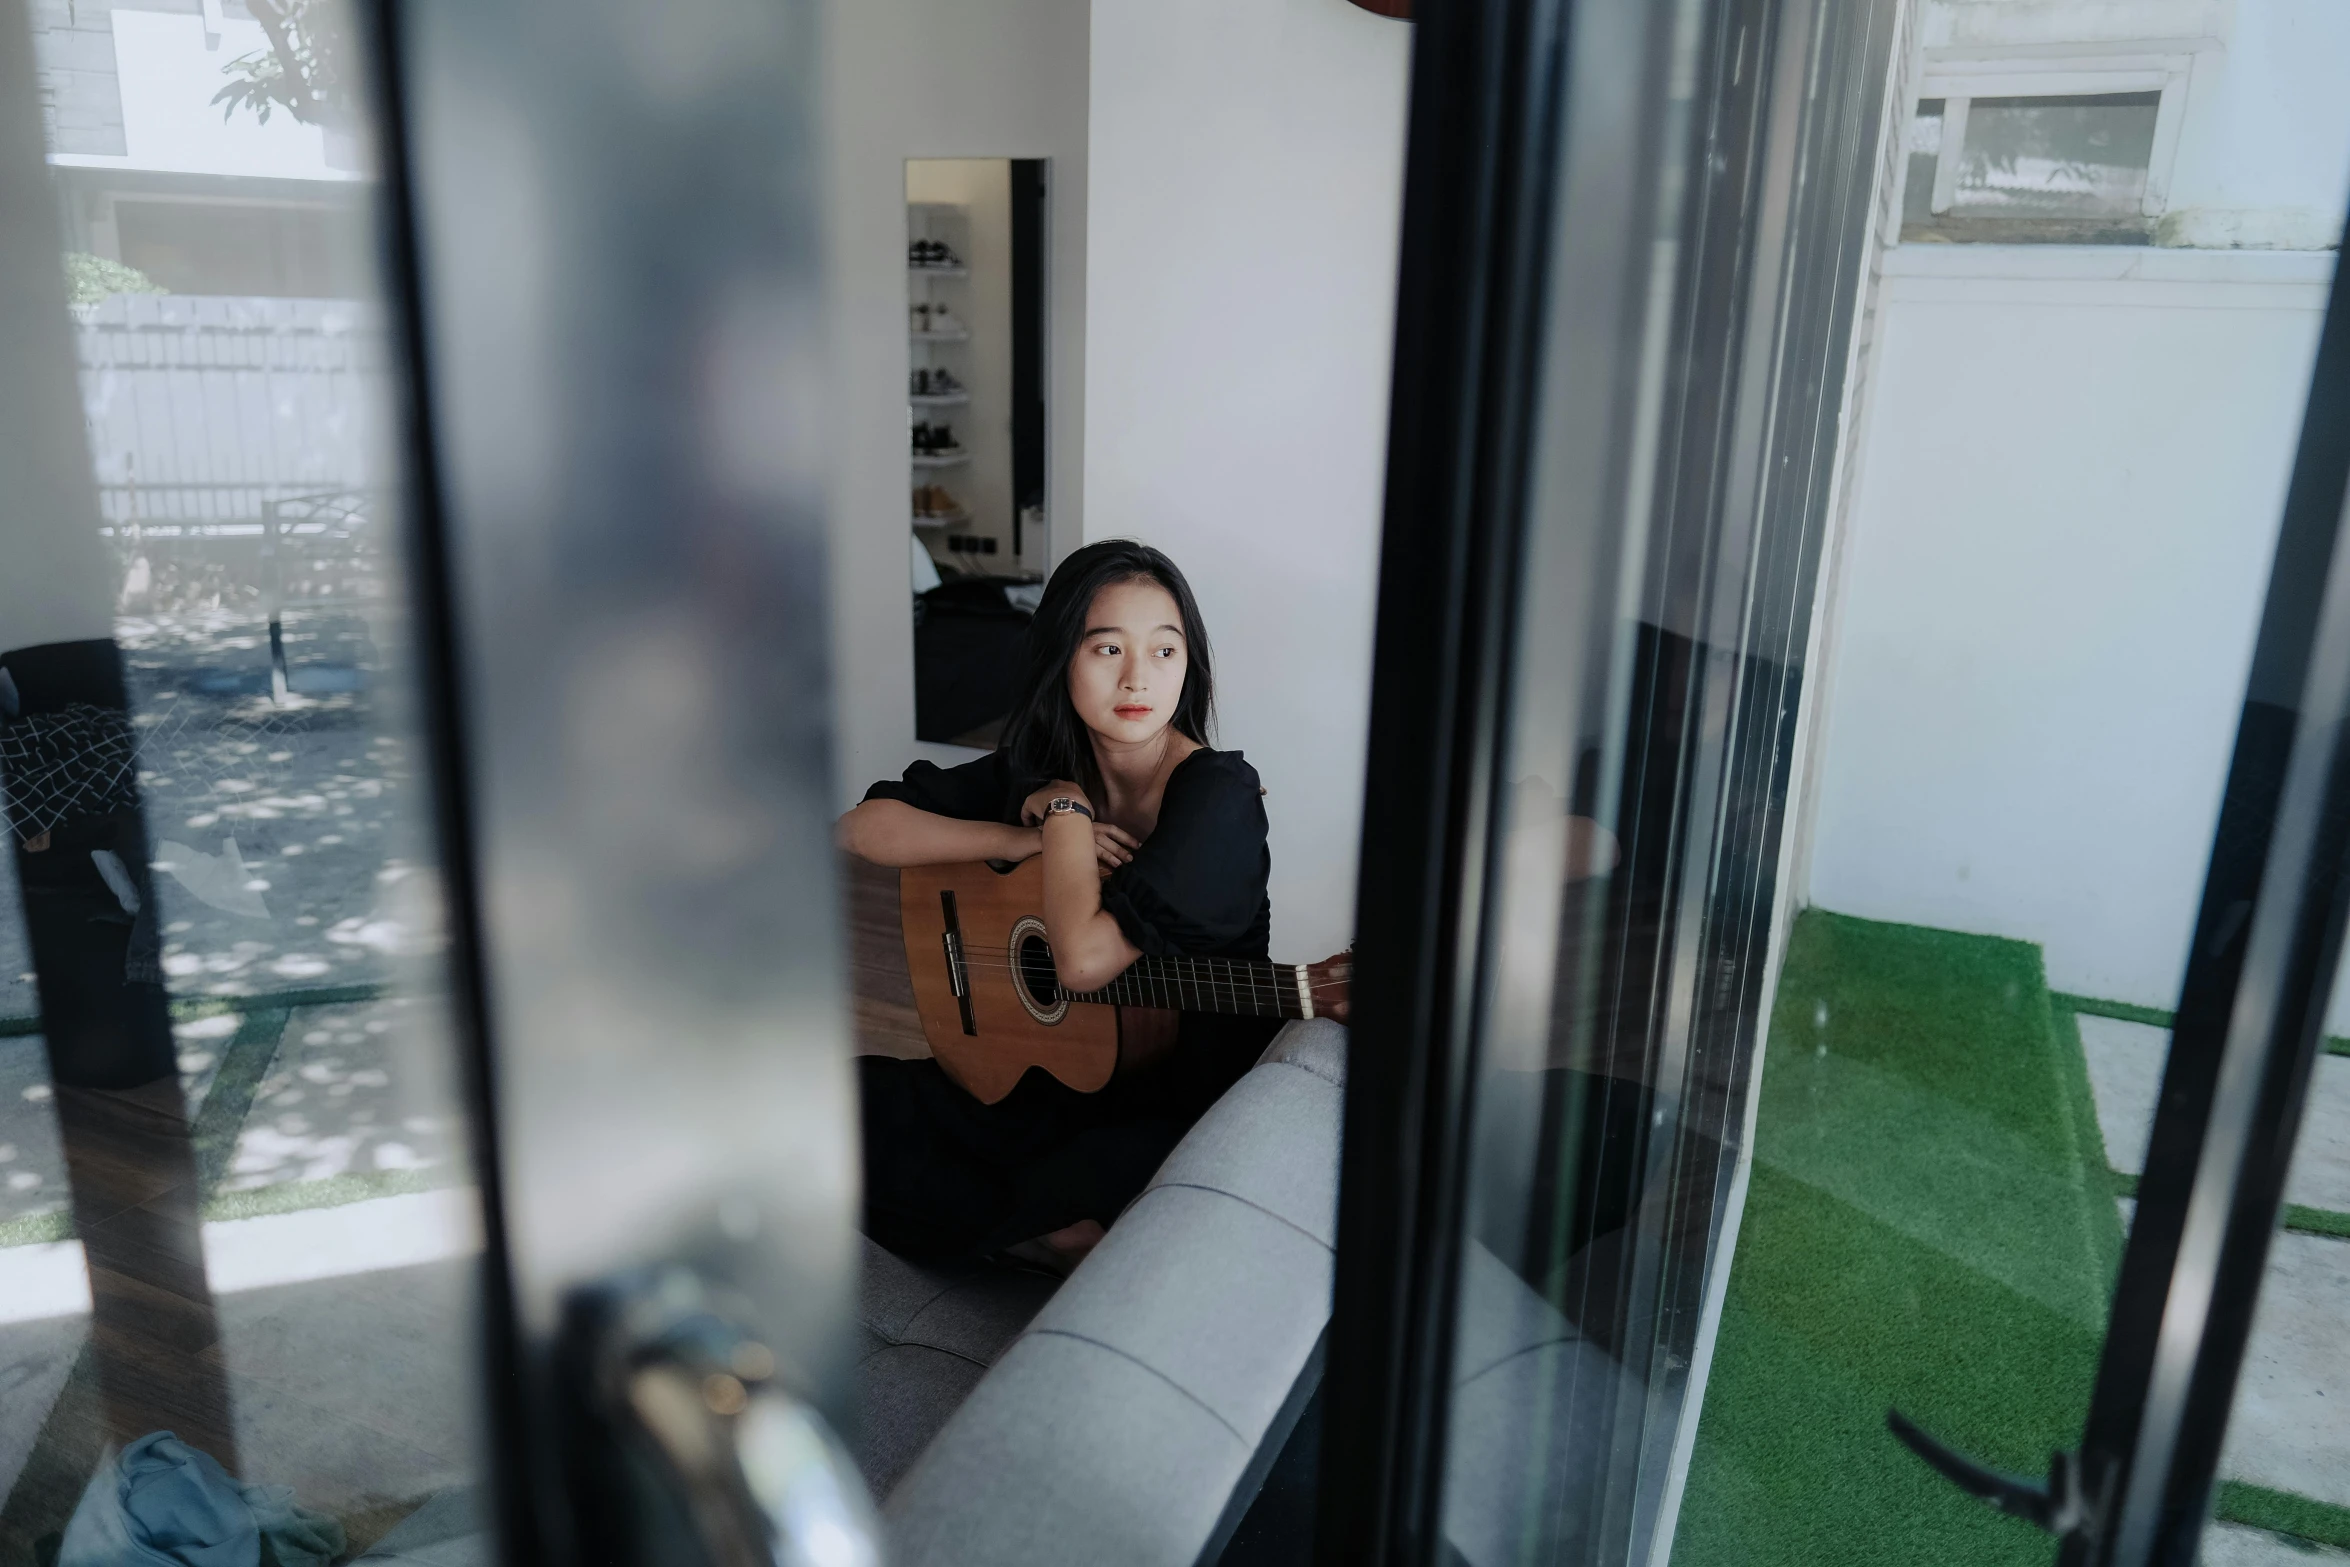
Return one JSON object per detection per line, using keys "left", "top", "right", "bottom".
{"left": 835, "top": 798, "right": 1039, "bottom": 867}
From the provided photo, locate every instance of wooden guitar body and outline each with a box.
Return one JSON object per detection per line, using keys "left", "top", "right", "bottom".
{"left": 899, "top": 858, "right": 1178, "bottom": 1104}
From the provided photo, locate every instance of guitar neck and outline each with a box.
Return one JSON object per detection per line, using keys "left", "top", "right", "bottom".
{"left": 1068, "top": 954, "right": 1324, "bottom": 1020}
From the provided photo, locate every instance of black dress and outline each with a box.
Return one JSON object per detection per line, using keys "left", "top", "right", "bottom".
{"left": 857, "top": 747, "right": 1281, "bottom": 1260}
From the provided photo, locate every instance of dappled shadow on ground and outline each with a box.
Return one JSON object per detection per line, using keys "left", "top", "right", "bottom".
{"left": 119, "top": 609, "right": 440, "bottom": 1002}
{"left": 222, "top": 997, "right": 467, "bottom": 1201}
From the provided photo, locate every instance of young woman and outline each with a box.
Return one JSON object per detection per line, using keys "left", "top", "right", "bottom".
{"left": 838, "top": 540, "right": 1278, "bottom": 1269}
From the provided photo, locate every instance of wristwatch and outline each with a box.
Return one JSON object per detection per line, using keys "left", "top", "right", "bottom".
{"left": 1046, "top": 796, "right": 1094, "bottom": 821}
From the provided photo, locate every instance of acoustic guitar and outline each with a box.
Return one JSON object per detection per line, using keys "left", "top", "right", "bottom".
{"left": 898, "top": 857, "right": 1350, "bottom": 1104}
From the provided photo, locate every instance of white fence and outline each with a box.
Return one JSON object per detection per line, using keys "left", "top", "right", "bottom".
{"left": 76, "top": 292, "right": 387, "bottom": 536}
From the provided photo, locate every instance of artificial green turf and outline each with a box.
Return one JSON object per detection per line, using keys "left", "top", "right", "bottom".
{"left": 1674, "top": 911, "right": 2124, "bottom": 1567}
{"left": 0, "top": 1210, "right": 72, "bottom": 1248}
{"left": 2217, "top": 1480, "right": 2350, "bottom": 1551}
{"left": 2280, "top": 1203, "right": 2350, "bottom": 1240}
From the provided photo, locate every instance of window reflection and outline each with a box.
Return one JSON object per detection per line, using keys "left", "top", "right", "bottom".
{"left": 1, "top": 0, "right": 490, "bottom": 1557}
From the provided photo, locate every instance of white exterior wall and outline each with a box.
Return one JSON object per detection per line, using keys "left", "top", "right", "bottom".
{"left": 1083, "top": 0, "right": 1412, "bottom": 961}
{"left": 822, "top": 0, "right": 1090, "bottom": 803}
{"left": 1801, "top": 0, "right": 2350, "bottom": 1022}
{"left": 1805, "top": 247, "right": 2332, "bottom": 1013}
{"left": 2162, "top": 0, "right": 2350, "bottom": 250}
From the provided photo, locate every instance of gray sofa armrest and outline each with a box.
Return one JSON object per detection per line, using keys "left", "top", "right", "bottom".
{"left": 884, "top": 1018, "right": 1350, "bottom": 1567}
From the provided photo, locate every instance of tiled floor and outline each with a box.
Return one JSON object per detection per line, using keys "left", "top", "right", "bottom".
{"left": 2078, "top": 1015, "right": 2350, "bottom": 1209}
{"left": 2205, "top": 1521, "right": 2350, "bottom": 1565}
{"left": 2082, "top": 1014, "right": 2350, "bottom": 1516}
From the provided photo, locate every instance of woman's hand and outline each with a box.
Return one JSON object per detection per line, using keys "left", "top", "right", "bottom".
{"left": 1090, "top": 821, "right": 1139, "bottom": 873}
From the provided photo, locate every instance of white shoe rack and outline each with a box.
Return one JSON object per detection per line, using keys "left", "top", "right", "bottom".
{"left": 909, "top": 202, "right": 973, "bottom": 532}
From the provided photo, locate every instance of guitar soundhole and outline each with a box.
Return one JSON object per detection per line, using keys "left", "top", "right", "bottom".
{"left": 1006, "top": 916, "right": 1068, "bottom": 1025}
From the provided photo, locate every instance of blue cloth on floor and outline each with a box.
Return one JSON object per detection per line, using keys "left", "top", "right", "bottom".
{"left": 59, "top": 1432, "right": 345, "bottom": 1567}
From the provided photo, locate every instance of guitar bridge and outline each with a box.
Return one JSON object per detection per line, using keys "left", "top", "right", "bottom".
{"left": 940, "top": 890, "right": 977, "bottom": 1036}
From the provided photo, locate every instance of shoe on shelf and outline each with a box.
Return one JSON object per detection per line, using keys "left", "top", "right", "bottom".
{"left": 928, "top": 367, "right": 964, "bottom": 396}
{"left": 912, "top": 421, "right": 935, "bottom": 454}
{"left": 926, "top": 304, "right": 965, "bottom": 335}
{"left": 911, "top": 367, "right": 930, "bottom": 395}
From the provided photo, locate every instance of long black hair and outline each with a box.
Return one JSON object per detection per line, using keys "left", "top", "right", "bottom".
{"left": 1001, "top": 539, "right": 1216, "bottom": 800}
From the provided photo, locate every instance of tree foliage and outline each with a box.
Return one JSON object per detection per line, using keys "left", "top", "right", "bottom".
{"left": 211, "top": 0, "right": 353, "bottom": 133}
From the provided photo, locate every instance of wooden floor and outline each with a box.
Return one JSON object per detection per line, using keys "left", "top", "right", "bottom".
{"left": 0, "top": 1076, "right": 238, "bottom": 1558}
{"left": 843, "top": 853, "right": 932, "bottom": 1061}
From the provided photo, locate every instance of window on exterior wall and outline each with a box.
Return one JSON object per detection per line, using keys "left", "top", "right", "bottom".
{"left": 1902, "top": 89, "right": 2163, "bottom": 244}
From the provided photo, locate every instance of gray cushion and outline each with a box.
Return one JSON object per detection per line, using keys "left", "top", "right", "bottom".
{"left": 859, "top": 1238, "right": 1062, "bottom": 1362}
{"left": 1256, "top": 1017, "right": 1347, "bottom": 1086}
{"left": 884, "top": 1332, "right": 1250, "bottom": 1566}
{"left": 1146, "top": 1054, "right": 1345, "bottom": 1247}
{"left": 885, "top": 1019, "right": 1349, "bottom": 1567}
{"left": 852, "top": 1239, "right": 1062, "bottom": 1494}
{"left": 1022, "top": 1183, "right": 1333, "bottom": 1438}
{"left": 855, "top": 1342, "right": 993, "bottom": 1497}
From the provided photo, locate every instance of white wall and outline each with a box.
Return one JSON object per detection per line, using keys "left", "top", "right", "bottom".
{"left": 1800, "top": 0, "right": 2350, "bottom": 1022}
{"left": 822, "top": 0, "right": 1089, "bottom": 801}
{"left": 1804, "top": 245, "right": 2336, "bottom": 1017}
{"left": 1084, "top": 0, "right": 1412, "bottom": 961}
{"left": 2165, "top": 0, "right": 2350, "bottom": 249}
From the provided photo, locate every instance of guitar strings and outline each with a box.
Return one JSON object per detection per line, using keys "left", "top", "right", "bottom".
{"left": 923, "top": 951, "right": 1353, "bottom": 987}
{"left": 931, "top": 965, "right": 1352, "bottom": 995}
{"left": 931, "top": 953, "right": 1352, "bottom": 989}
{"left": 918, "top": 949, "right": 1352, "bottom": 1004}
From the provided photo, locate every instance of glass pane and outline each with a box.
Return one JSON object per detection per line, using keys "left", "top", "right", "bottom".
{"left": 1429, "top": 1, "right": 2350, "bottom": 1564}
{"left": 1905, "top": 97, "right": 1945, "bottom": 230}
{"left": 1662, "top": 46, "right": 2343, "bottom": 1567}
{"left": 1953, "top": 92, "right": 2160, "bottom": 219}
{"left": 2, "top": 0, "right": 494, "bottom": 1559}
{"left": 1433, "top": 0, "right": 1818, "bottom": 1557}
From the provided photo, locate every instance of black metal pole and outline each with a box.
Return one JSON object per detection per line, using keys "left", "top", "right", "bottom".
{"left": 2065, "top": 204, "right": 2350, "bottom": 1567}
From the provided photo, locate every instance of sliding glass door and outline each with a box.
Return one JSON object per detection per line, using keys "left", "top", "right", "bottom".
{"left": 1324, "top": 0, "right": 2350, "bottom": 1564}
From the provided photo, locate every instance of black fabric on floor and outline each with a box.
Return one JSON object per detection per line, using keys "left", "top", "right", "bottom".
{"left": 912, "top": 579, "right": 1029, "bottom": 744}
{"left": 853, "top": 1240, "right": 1060, "bottom": 1497}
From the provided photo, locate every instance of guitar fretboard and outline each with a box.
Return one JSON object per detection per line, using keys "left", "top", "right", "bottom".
{"left": 1066, "top": 954, "right": 1321, "bottom": 1019}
